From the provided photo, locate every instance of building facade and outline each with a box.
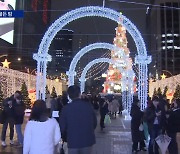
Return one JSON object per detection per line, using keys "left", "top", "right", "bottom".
{"left": 10, "top": 0, "right": 52, "bottom": 71}
{"left": 147, "top": 0, "right": 180, "bottom": 78}
{"left": 48, "top": 29, "right": 74, "bottom": 75}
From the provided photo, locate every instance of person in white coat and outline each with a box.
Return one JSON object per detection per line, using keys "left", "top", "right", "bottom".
{"left": 108, "top": 96, "right": 119, "bottom": 118}
{"left": 23, "top": 100, "right": 61, "bottom": 154}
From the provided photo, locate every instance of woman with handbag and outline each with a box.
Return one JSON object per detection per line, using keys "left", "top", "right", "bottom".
{"left": 130, "top": 98, "right": 146, "bottom": 153}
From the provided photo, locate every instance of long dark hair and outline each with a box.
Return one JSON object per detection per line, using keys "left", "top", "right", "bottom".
{"left": 29, "top": 100, "right": 47, "bottom": 121}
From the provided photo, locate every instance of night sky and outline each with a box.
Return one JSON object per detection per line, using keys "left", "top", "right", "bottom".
{"left": 47, "top": 0, "right": 150, "bottom": 77}
{"left": 50, "top": 0, "right": 149, "bottom": 56}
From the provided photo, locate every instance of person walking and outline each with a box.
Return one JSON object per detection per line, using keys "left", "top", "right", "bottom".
{"left": 23, "top": 100, "right": 61, "bottom": 154}
{"left": 130, "top": 98, "right": 146, "bottom": 153}
{"left": 109, "top": 96, "right": 119, "bottom": 118}
{"left": 14, "top": 94, "right": 26, "bottom": 147}
{"left": 99, "top": 97, "right": 109, "bottom": 131}
{"left": 1, "top": 97, "right": 15, "bottom": 147}
{"left": 59, "top": 85, "right": 97, "bottom": 154}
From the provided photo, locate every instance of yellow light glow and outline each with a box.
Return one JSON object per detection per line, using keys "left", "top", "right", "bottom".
{"left": 55, "top": 78, "right": 59, "bottom": 82}
{"left": 1, "top": 59, "right": 11, "bottom": 68}
{"left": 161, "top": 73, "right": 166, "bottom": 79}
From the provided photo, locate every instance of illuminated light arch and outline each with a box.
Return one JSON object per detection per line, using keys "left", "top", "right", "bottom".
{"left": 79, "top": 57, "right": 134, "bottom": 114}
{"left": 79, "top": 57, "right": 126, "bottom": 93}
{"left": 33, "top": 6, "right": 151, "bottom": 110}
{"left": 67, "top": 42, "right": 127, "bottom": 86}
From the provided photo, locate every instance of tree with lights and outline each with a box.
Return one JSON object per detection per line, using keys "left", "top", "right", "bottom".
{"left": 103, "top": 24, "right": 131, "bottom": 93}
{"left": 46, "top": 85, "right": 50, "bottom": 95}
{"left": 51, "top": 86, "right": 57, "bottom": 98}
{"left": 163, "top": 86, "right": 168, "bottom": 97}
{"left": 152, "top": 88, "right": 158, "bottom": 98}
{"left": 173, "top": 85, "right": 180, "bottom": 99}
{"left": 21, "top": 82, "right": 31, "bottom": 109}
{"left": 0, "top": 85, "right": 4, "bottom": 110}
{"left": 157, "top": 87, "right": 162, "bottom": 96}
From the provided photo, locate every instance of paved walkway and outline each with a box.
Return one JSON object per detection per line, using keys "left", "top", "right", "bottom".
{"left": 0, "top": 113, "right": 180, "bottom": 154}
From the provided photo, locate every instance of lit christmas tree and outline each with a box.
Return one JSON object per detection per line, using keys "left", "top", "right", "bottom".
{"left": 163, "top": 86, "right": 168, "bottom": 98}
{"left": 51, "top": 86, "right": 57, "bottom": 98}
{"left": 103, "top": 23, "right": 132, "bottom": 93}
{"left": 152, "top": 88, "right": 158, "bottom": 98}
{"left": 157, "top": 87, "right": 162, "bottom": 96}
{"left": 45, "top": 85, "right": 50, "bottom": 95}
{"left": 173, "top": 85, "right": 180, "bottom": 99}
{"left": 21, "top": 82, "right": 31, "bottom": 109}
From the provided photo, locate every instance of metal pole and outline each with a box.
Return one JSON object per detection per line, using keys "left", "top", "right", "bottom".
{"left": 103, "top": 0, "right": 105, "bottom": 8}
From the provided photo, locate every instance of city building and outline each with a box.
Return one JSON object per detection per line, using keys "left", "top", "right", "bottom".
{"left": 147, "top": 0, "right": 180, "bottom": 78}
{"left": 9, "top": 0, "right": 52, "bottom": 71}
{"left": 48, "top": 29, "right": 74, "bottom": 75}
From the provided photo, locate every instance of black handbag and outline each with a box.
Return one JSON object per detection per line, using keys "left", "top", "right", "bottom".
{"left": 0, "top": 109, "right": 6, "bottom": 124}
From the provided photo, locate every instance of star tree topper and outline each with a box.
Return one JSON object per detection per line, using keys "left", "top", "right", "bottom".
{"left": 1, "top": 59, "right": 11, "bottom": 68}
{"left": 161, "top": 73, "right": 166, "bottom": 80}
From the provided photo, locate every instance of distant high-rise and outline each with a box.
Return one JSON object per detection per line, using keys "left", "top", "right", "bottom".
{"left": 10, "top": 0, "right": 51, "bottom": 71}
{"left": 147, "top": 0, "right": 180, "bottom": 78}
{"left": 48, "top": 29, "right": 74, "bottom": 75}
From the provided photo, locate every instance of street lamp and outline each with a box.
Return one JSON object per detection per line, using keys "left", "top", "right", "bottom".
{"left": 17, "top": 57, "right": 21, "bottom": 61}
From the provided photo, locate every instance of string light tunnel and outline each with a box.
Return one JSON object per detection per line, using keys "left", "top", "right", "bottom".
{"left": 33, "top": 6, "right": 151, "bottom": 110}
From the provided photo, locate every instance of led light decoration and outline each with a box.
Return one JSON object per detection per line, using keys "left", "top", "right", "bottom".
{"left": 67, "top": 42, "right": 126, "bottom": 86}
{"left": 0, "top": 66, "right": 62, "bottom": 99}
{"left": 1, "top": 59, "right": 11, "bottom": 68}
{"left": 79, "top": 58, "right": 126, "bottom": 93}
{"left": 33, "top": 6, "right": 151, "bottom": 109}
{"left": 135, "top": 55, "right": 151, "bottom": 110}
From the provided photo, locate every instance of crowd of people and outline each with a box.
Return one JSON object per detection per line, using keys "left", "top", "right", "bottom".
{"left": 130, "top": 95, "right": 180, "bottom": 154}
{"left": 1, "top": 87, "right": 180, "bottom": 154}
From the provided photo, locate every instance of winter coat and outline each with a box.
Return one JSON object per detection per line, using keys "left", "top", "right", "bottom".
{"left": 108, "top": 99, "right": 119, "bottom": 113}
{"left": 59, "top": 98, "right": 97, "bottom": 149}
{"left": 2, "top": 99, "right": 15, "bottom": 120}
{"left": 99, "top": 101, "right": 109, "bottom": 116}
{"left": 23, "top": 118, "right": 61, "bottom": 154}
{"left": 14, "top": 101, "right": 26, "bottom": 124}
{"left": 130, "top": 103, "right": 145, "bottom": 142}
{"left": 144, "top": 105, "right": 165, "bottom": 133}
{"left": 167, "top": 108, "right": 180, "bottom": 133}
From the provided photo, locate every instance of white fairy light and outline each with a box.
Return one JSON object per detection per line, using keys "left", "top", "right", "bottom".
{"left": 33, "top": 6, "right": 150, "bottom": 109}
{"left": 67, "top": 43, "right": 126, "bottom": 86}
{"left": 79, "top": 58, "right": 126, "bottom": 93}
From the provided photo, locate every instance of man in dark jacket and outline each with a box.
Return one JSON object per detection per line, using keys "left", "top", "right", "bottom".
{"left": 130, "top": 99, "right": 146, "bottom": 153}
{"left": 59, "top": 85, "right": 97, "bottom": 154}
{"left": 99, "top": 96, "right": 108, "bottom": 131}
{"left": 1, "top": 97, "right": 15, "bottom": 146}
{"left": 14, "top": 94, "right": 26, "bottom": 147}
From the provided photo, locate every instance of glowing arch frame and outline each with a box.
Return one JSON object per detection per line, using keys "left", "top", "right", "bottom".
{"left": 33, "top": 6, "right": 151, "bottom": 110}
{"left": 79, "top": 57, "right": 134, "bottom": 114}
{"left": 79, "top": 57, "right": 126, "bottom": 93}
{"left": 67, "top": 42, "right": 127, "bottom": 86}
